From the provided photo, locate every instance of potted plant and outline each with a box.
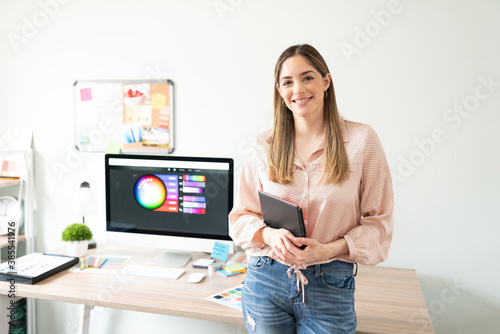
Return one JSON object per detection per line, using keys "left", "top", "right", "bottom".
{"left": 62, "top": 223, "right": 93, "bottom": 257}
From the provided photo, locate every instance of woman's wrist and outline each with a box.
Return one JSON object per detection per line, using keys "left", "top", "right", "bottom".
{"left": 253, "top": 226, "right": 271, "bottom": 246}
{"left": 261, "top": 227, "right": 273, "bottom": 245}
{"left": 324, "top": 237, "right": 349, "bottom": 258}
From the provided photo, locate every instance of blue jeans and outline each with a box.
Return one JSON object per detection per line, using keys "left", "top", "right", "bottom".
{"left": 242, "top": 257, "right": 357, "bottom": 333}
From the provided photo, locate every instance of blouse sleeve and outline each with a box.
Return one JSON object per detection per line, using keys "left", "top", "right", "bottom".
{"left": 343, "top": 126, "right": 394, "bottom": 265}
{"left": 228, "top": 156, "right": 268, "bottom": 253}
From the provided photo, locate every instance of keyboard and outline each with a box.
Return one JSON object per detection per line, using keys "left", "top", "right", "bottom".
{"left": 120, "top": 264, "right": 185, "bottom": 280}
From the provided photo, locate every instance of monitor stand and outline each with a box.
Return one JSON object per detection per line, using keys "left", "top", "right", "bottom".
{"left": 147, "top": 251, "right": 192, "bottom": 267}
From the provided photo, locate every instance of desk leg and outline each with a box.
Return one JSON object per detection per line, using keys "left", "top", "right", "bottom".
{"left": 27, "top": 298, "right": 36, "bottom": 334}
{"left": 79, "top": 305, "right": 91, "bottom": 334}
{"left": 0, "top": 295, "right": 10, "bottom": 334}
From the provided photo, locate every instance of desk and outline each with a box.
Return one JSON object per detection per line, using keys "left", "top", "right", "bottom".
{"left": 0, "top": 244, "right": 434, "bottom": 333}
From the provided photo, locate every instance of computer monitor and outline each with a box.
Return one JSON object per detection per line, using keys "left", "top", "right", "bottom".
{"left": 105, "top": 154, "right": 234, "bottom": 266}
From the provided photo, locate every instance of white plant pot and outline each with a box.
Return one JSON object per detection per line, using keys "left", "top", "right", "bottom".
{"left": 67, "top": 240, "right": 88, "bottom": 257}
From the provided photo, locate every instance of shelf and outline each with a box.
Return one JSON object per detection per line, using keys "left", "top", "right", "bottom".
{"left": 0, "top": 234, "right": 26, "bottom": 248}
{"left": 1, "top": 129, "right": 34, "bottom": 334}
{"left": 0, "top": 178, "right": 21, "bottom": 188}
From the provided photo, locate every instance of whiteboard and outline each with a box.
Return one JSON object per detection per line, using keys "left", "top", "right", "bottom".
{"left": 74, "top": 79, "right": 174, "bottom": 153}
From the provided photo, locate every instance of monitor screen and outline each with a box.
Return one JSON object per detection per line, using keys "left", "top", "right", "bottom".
{"left": 105, "top": 154, "right": 234, "bottom": 263}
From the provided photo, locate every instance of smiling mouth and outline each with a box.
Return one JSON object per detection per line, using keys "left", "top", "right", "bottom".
{"left": 293, "top": 97, "right": 312, "bottom": 103}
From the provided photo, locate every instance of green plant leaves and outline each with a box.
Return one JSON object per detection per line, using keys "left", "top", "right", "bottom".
{"left": 62, "top": 223, "right": 93, "bottom": 242}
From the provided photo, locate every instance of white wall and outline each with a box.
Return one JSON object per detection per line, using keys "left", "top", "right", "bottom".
{"left": 1, "top": 0, "right": 499, "bottom": 333}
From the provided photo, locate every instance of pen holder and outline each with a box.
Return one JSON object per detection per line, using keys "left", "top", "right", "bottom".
{"left": 207, "top": 263, "right": 222, "bottom": 276}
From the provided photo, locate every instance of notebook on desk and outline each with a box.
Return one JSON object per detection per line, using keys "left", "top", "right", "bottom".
{"left": 258, "top": 191, "right": 306, "bottom": 239}
{"left": 0, "top": 253, "right": 79, "bottom": 284}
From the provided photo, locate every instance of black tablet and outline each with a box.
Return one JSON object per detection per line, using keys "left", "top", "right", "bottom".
{"left": 258, "top": 191, "right": 306, "bottom": 238}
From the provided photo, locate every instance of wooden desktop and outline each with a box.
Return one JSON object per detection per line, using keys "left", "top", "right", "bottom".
{"left": 0, "top": 243, "right": 434, "bottom": 334}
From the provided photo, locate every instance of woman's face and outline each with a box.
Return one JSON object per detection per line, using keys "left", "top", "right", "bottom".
{"left": 277, "top": 55, "right": 331, "bottom": 122}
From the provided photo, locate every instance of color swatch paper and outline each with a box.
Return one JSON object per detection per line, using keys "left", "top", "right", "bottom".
{"left": 69, "top": 255, "right": 131, "bottom": 273}
{"left": 206, "top": 284, "right": 243, "bottom": 311}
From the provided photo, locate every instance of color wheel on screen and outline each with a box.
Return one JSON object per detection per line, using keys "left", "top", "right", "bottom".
{"left": 134, "top": 175, "right": 166, "bottom": 210}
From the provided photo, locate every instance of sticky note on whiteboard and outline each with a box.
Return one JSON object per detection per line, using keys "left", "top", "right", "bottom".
{"left": 151, "top": 93, "right": 167, "bottom": 109}
{"left": 80, "top": 87, "right": 93, "bottom": 102}
{"left": 105, "top": 140, "right": 121, "bottom": 154}
{"left": 211, "top": 242, "right": 230, "bottom": 262}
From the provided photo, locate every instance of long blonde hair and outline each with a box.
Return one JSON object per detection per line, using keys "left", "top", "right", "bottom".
{"left": 268, "top": 44, "right": 349, "bottom": 185}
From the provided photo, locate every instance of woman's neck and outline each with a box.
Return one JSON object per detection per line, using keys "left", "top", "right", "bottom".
{"left": 294, "top": 115, "right": 325, "bottom": 141}
{"left": 293, "top": 117, "right": 325, "bottom": 164}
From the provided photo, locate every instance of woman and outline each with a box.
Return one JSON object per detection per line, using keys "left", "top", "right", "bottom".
{"left": 229, "top": 44, "right": 394, "bottom": 333}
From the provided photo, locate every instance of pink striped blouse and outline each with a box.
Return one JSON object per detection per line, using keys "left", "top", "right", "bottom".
{"left": 229, "top": 117, "right": 394, "bottom": 266}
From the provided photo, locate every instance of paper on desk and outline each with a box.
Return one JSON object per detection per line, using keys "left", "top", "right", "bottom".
{"left": 68, "top": 255, "right": 131, "bottom": 273}
{"left": 205, "top": 284, "right": 243, "bottom": 311}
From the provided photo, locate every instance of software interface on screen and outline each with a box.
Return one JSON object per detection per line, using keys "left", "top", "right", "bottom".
{"left": 106, "top": 156, "right": 232, "bottom": 240}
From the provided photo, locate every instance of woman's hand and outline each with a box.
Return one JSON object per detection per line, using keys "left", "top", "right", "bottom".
{"left": 290, "top": 237, "right": 349, "bottom": 266}
{"left": 254, "top": 227, "right": 349, "bottom": 266}
{"left": 261, "top": 227, "right": 301, "bottom": 263}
